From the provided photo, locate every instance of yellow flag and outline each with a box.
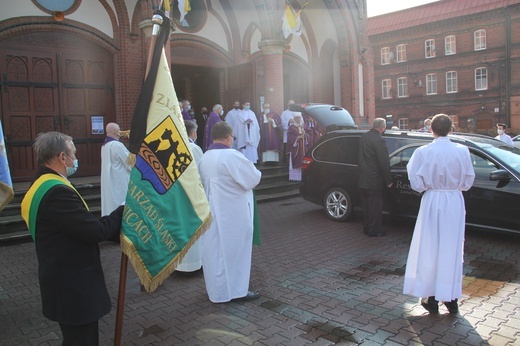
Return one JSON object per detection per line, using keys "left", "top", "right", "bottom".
{"left": 282, "top": 4, "right": 304, "bottom": 39}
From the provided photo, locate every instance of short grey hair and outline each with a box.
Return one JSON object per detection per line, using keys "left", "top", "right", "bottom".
{"left": 34, "top": 132, "right": 73, "bottom": 166}
{"left": 372, "top": 118, "right": 387, "bottom": 130}
{"left": 211, "top": 121, "right": 233, "bottom": 141}
{"left": 185, "top": 120, "right": 198, "bottom": 136}
{"left": 212, "top": 104, "right": 223, "bottom": 112}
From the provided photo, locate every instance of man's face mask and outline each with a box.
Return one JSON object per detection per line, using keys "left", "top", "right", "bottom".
{"left": 64, "top": 154, "right": 79, "bottom": 177}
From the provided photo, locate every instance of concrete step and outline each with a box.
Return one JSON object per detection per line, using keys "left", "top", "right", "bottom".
{"left": 255, "top": 180, "right": 300, "bottom": 196}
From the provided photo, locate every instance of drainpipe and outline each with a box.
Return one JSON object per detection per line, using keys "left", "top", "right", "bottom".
{"left": 505, "top": 6, "right": 511, "bottom": 126}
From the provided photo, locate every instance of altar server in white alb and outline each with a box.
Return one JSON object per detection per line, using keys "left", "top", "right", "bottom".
{"left": 235, "top": 101, "right": 261, "bottom": 163}
{"left": 101, "top": 122, "right": 131, "bottom": 216}
{"left": 176, "top": 120, "right": 203, "bottom": 272}
{"left": 403, "top": 114, "right": 475, "bottom": 314}
{"left": 199, "top": 122, "right": 262, "bottom": 303}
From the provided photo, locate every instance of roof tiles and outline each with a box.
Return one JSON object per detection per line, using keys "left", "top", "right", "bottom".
{"left": 368, "top": 0, "right": 520, "bottom": 36}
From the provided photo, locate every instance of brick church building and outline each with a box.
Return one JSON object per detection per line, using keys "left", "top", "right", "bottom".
{"left": 0, "top": 0, "right": 371, "bottom": 181}
{"left": 368, "top": 0, "right": 520, "bottom": 131}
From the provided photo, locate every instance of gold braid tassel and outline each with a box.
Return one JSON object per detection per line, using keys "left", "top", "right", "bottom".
{"left": 127, "top": 153, "right": 136, "bottom": 167}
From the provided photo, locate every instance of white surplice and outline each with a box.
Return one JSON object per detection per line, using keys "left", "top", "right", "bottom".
{"left": 280, "top": 109, "right": 294, "bottom": 144}
{"left": 225, "top": 108, "right": 241, "bottom": 150}
{"left": 176, "top": 140, "right": 204, "bottom": 272}
{"left": 100, "top": 140, "right": 131, "bottom": 216}
{"left": 198, "top": 147, "right": 261, "bottom": 303}
{"left": 403, "top": 137, "right": 475, "bottom": 302}
{"left": 235, "top": 109, "right": 260, "bottom": 163}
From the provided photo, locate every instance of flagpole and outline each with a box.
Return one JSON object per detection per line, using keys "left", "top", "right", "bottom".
{"left": 113, "top": 12, "right": 165, "bottom": 346}
{"left": 144, "top": 13, "right": 164, "bottom": 80}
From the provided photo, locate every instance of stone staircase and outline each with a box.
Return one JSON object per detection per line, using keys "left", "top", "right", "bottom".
{"left": 0, "top": 163, "right": 300, "bottom": 243}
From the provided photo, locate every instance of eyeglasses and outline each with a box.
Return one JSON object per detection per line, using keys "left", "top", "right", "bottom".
{"left": 228, "top": 135, "right": 236, "bottom": 140}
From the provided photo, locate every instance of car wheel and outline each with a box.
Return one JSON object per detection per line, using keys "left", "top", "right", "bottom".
{"left": 323, "top": 188, "right": 352, "bottom": 222}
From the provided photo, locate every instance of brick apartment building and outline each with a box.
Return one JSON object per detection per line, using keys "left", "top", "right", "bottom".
{"left": 0, "top": 0, "right": 370, "bottom": 181}
{"left": 368, "top": 0, "right": 520, "bottom": 132}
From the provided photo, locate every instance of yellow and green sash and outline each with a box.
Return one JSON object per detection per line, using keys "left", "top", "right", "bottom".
{"left": 21, "top": 174, "right": 88, "bottom": 242}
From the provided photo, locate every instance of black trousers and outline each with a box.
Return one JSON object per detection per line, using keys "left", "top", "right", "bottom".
{"left": 59, "top": 321, "right": 99, "bottom": 346}
{"left": 360, "top": 188, "right": 383, "bottom": 235}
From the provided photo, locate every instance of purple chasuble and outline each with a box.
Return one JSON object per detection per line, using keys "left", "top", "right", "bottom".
{"left": 202, "top": 112, "right": 222, "bottom": 152}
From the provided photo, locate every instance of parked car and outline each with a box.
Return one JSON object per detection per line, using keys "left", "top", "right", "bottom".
{"left": 513, "top": 134, "right": 520, "bottom": 149}
{"left": 288, "top": 103, "right": 358, "bottom": 134}
{"left": 300, "top": 129, "right": 520, "bottom": 234}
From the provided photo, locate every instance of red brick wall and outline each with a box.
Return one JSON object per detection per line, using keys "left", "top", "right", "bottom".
{"left": 370, "top": 5, "right": 520, "bottom": 131}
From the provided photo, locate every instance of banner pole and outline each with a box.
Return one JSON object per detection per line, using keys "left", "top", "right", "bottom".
{"left": 114, "top": 253, "right": 128, "bottom": 346}
{"left": 113, "top": 12, "right": 165, "bottom": 345}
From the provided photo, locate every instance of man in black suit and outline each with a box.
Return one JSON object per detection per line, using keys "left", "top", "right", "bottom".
{"left": 21, "top": 131, "right": 124, "bottom": 345}
{"left": 358, "top": 118, "right": 393, "bottom": 237}
{"left": 195, "top": 106, "right": 209, "bottom": 148}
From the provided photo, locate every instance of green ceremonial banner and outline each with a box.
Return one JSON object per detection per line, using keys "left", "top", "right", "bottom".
{"left": 120, "top": 12, "right": 211, "bottom": 293}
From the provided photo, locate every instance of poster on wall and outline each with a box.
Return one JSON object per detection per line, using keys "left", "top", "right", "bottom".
{"left": 91, "top": 116, "right": 104, "bottom": 134}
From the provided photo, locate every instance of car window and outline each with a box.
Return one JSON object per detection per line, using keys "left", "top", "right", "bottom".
{"left": 470, "top": 151, "right": 498, "bottom": 180}
{"left": 385, "top": 137, "right": 430, "bottom": 155}
{"left": 478, "top": 145, "right": 520, "bottom": 176}
{"left": 390, "top": 146, "right": 418, "bottom": 168}
{"left": 313, "top": 136, "right": 359, "bottom": 165}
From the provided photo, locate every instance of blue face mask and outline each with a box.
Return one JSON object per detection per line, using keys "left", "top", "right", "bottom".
{"left": 65, "top": 155, "right": 79, "bottom": 177}
{"left": 244, "top": 106, "right": 250, "bottom": 111}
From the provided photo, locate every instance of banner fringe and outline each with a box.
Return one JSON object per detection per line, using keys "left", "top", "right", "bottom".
{"left": 120, "top": 213, "right": 212, "bottom": 293}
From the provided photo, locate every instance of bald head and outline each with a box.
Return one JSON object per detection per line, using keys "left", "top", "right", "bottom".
{"left": 106, "top": 123, "right": 121, "bottom": 139}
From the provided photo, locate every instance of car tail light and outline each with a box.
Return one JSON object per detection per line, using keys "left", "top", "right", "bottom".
{"left": 302, "top": 156, "right": 313, "bottom": 170}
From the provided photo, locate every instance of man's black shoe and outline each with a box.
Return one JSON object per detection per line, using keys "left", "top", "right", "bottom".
{"left": 233, "top": 291, "right": 260, "bottom": 302}
{"left": 367, "top": 232, "right": 386, "bottom": 237}
{"left": 420, "top": 296, "right": 439, "bottom": 313}
{"left": 443, "top": 299, "right": 459, "bottom": 313}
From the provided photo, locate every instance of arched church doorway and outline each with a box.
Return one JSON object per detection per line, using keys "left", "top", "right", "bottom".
{"left": 0, "top": 32, "right": 115, "bottom": 181}
{"left": 171, "top": 64, "right": 222, "bottom": 115}
{"left": 283, "top": 56, "right": 309, "bottom": 105}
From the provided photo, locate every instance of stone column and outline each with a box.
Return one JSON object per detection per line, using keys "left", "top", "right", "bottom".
{"left": 258, "top": 39, "right": 286, "bottom": 114}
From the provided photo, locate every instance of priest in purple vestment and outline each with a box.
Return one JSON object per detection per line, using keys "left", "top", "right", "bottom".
{"left": 258, "top": 102, "right": 281, "bottom": 164}
{"left": 286, "top": 113, "right": 308, "bottom": 181}
{"left": 303, "top": 113, "right": 321, "bottom": 149}
{"left": 203, "top": 104, "right": 223, "bottom": 152}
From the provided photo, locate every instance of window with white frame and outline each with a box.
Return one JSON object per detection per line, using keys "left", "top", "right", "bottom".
{"left": 396, "top": 44, "right": 406, "bottom": 62}
{"left": 426, "top": 74, "right": 437, "bottom": 95}
{"left": 475, "top": 67, "right": 488, "bottom": 90}
{"left": 446, "top": 71, "right": 458, "bottom": 93}
{"left": 382, "top": 79, "right": 391, "bottom": 99}
{"left": 381, "top": 47, "right": 390, "bottom": 65}
{"left": 445, "top": 35, "right": 456, "bottom": 55}
{"left": 425, "top": 39, "right": 435, "bottom": 58}
{"left": 397, "top": 77, "right": 408, "bottom": 97}
{"left": 474, "top": 29, "right": 486, "bottom": 50}
{"left": 398, "top": 118, "right": 408, "bottom": 130}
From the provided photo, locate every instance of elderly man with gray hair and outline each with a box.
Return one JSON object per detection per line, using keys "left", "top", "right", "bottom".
{"left": 21, "top": 131, "right": 123, "bottom": 344}
{"left": 202, "top": 104, "right": 223, "bottom": 152}
{"left": 358, "top": 118, "right": 393, "bottom": 237}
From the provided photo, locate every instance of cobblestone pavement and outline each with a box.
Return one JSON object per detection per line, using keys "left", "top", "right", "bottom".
{"left": 1, "top": 197, "right": 520, "bottom": 345}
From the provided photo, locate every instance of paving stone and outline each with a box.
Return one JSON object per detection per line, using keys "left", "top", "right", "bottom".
{"left": 1, "top": 197, "right": 520, "bottom": 345}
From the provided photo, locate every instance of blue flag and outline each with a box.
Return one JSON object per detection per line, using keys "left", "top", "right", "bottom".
{"left": 0, "top": 120, "right": 13, "bottom": 211}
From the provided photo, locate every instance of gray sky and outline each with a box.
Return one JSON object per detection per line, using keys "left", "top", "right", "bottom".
{"left": 367, "top": 0, "right": 439, "bottom": 17}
